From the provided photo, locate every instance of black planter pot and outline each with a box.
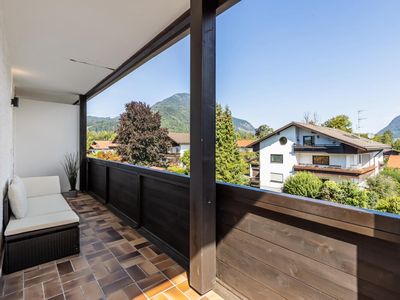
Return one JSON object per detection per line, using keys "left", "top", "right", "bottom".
{"left": 66, "top": 190, "right": 78, "bottom": 198}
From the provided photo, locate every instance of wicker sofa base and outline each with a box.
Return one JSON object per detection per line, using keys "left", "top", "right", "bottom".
{"left": 4, "top": 223, "right": 80, "bottom": 274}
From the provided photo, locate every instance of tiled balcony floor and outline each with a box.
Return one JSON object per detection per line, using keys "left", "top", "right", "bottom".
{"left": 0, "top": 193, "right": 222, "bottom": 300}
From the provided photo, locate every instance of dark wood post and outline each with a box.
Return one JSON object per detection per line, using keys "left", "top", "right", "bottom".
{"left": 79, "top": 94, "right": 87, "bottom": 191}
{"left": 189, "top": 0, "right": 217, "bottom": 294}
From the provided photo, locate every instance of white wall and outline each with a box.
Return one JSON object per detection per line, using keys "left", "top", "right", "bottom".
{"left": 259, "top": 126, "right": 297, "bottom": 191}
{"left": 0, "top": 4, "right": 14, "bottom": 242}
{"left": 14, "top": 99, "right": 79, "bottom": 192}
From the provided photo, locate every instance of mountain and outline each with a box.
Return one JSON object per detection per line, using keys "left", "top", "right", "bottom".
{"left": 151, "top": 93, "right": 256, "bottom": 134}
{"left": 378, "top": 115, "right": 400, "bottom": 139}
{"left": 87, "top": 116, "right": 119, "bottom": 132}
{"left": 151, "top": 93, "right": 190, "bottom": 133}
{"left": 88, "top": 93, "right": 256, "bottom": 134}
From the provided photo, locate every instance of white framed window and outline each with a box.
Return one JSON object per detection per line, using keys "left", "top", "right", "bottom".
{"left": 270, "top": 172, "right": 284, "bottom": 183}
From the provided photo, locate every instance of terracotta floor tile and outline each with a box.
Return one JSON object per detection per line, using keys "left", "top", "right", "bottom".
{"left": 57, "top": 261, "right": 74, "bottom": 276}
{"left": 23, "top": 284, "right": 44, "bottom": 299}
{"left": 176, "top": 280, "right": 190, "bottom": 293}
{"left": 101, "top": 276, "right": 133, "bottom": 296}
{"left": 3, "top": 274, "right": 23, "bottom": 296}
{"left": 81, "top": 281, "right": 105, "bottom": 300}
{"left": 138, "top": 260, "right": 159, "bottom": 276}
{"left": 43, "top": 278, "right": 63, "bottom": 299}
{"left": 24, "top": 272, "right": 58, "bottom": 289}
{"left": 70, "top": 257, "right": 89, "bottom": 272}
{"left": 163, "top": 287, "right": 188, "bottom": 300}
{"left": 122, "top": 284, "right": 147, "bottom": 300}
{"left": 0, "top": 290, "right": 23, "bottom": 300}
{"left": 185, "top": 288, "right": 202, "bottom": 300}
{"left": 125, "top": 265, "right": 146, "bottom": 282}
{"left": 144, "top": 279, "right": 173, "bottom": 298}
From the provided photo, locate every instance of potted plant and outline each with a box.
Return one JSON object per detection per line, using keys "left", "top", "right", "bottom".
{"left": 62, "top": 153, "right": 80, "bottom": 197}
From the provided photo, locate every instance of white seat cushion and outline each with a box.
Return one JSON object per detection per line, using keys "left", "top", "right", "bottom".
{"left": 8, "top": 176, "right": 28, "bottom": 219}
{"left": 22, "top": 176, "right": 61, "bottom": 198}
{"left": 26, "top": 194, "right": 72, "bottom": 217}
{"left": 4, "top": 211, "right": 79, "bottom": 236}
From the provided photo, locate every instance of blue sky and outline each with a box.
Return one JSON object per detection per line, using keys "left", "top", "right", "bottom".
{"left": 88, "top": 0, "right": 400, "bottom": 133}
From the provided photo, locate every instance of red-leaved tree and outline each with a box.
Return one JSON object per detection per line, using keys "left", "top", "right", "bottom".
{"left": 115, "top": 101, "right": 171, "bottom": 166}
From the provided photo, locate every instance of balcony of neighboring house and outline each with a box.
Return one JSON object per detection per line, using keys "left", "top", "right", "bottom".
{"left": 294, "top": 163, "right": 377, "bottom": 177}
{"left": 1, "top": 1, "right": 400, "bottom": 300}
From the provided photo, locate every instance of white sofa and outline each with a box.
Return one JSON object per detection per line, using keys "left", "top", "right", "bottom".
{"left": 3, "top": 176, "right": 80, "bottom": 274}
{"left": 5, "top": 176, "right": 79, "bottom": 236}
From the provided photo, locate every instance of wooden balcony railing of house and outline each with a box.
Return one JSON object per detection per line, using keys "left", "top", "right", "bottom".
{"left": 87, "top": 157, "right": 400, "bottom": 300}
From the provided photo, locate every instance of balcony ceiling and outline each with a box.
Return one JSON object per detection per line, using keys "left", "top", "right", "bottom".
{"left": 2, "top": 0, "right": 189, "bottom": 104}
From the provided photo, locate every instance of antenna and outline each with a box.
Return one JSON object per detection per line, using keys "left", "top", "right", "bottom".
{"left": 357, "top": 110, "right": 366, "bottom": 132}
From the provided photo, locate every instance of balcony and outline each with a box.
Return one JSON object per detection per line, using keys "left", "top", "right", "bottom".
{"left": 292, "top": 143, "right": 362, "bottom": 154}
{"left": 0, "top": 193, "right": 222, "bottom": 299}
{"left": 1, "top": 1, "right": 400, "bottom": 299}
{"left": 294, "top": 164, "right": 376, "bottom": 176}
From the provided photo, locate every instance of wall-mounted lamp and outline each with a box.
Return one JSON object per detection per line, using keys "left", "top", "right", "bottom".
{"left": 11, "top": 97, "right": 19, "bottom": 107}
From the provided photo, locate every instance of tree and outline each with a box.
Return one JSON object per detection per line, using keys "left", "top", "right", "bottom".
{"left": 115, "top": 101, "right": 171, "bottom": 166}
{"left": 373, "top": 130, "right": 394, "bottom": 145}
{"left": 303, "top": 112, "right": 319, "bottom": 125}
{"left": 216, "top": 105, "right": 248, "bottom": 185}
{"left": 393, "top": 139, "right": 400, "bottom": 151}
{"left": 255, "top": 124, "right": 274, "bottom": 139}
{"left": 181, "top": 150, "right": 190, "bottom": 174}
{"left": 322, "top": 115, "right": 352, "bottom": 132}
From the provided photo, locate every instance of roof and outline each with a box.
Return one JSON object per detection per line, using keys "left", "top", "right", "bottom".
{"left": 249, "top": 122, "right": 391, "bottom": 152}
{"left": 387, "top": 155, "right": 400, "bottom": 169}
{"left": 237, "top": 139, "right": 254, "bottom": 148}
{"left": 168, "top": 133, "right": 190, "bottom": 145}
{"left": 90, "top": 140, "right": 119, "bottom": 150}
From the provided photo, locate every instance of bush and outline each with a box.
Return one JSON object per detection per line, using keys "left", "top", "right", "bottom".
{"left": 283, "top": 172, "right": 322, "bottom": 199}
{"left": 320, "top": 180, "right": 371, "bottom": 208}
{"left": 320, "top": 181, "right": 344, "bottom": 202}
{"left": 375, "top": 196, "right": 400, "bottom": 214}
{"left": 366, "top": 174, "right": 399, "bottom": 199}
{"left": 336, "top": 181, "right": 370, "bottom": 208}
{"left": 381, "top": 167, "right": 400, "bottom": 185}
{"left": 167, "top": 165, "right": 187, "bottom": 175}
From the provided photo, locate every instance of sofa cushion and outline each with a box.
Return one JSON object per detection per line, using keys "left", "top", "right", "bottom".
{"left": 27, "top": 194, "right": 72, "bottom": 217}
{"left": 8, "top": 176, "right": 28, "bottom": 219}
{"left": 4, "top": 211, "right": 79, "bottom": 236}
{"left": 22, "top": 176, "right": 61, "bottom": 198}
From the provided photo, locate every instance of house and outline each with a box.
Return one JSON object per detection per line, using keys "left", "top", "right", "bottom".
{"left": 387, "top": 155, "right": 400, "bottom": 169}
{"left": 89, "top": 140, "right": 118, "bottom": 153}
{"left": 168, "top": 133, "right": 190, "bottom": 157}
{"left": 237, "top": 139, "right": 254, "bottom": 152}
{"left": 250, "top": 122, "right": 391, "bottom": 191}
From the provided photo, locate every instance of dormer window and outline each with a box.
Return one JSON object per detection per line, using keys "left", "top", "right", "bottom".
{"left": 303, "top": 136, "right": 315, "bottom": 146}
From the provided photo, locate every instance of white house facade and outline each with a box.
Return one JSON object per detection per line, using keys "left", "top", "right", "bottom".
{"left": 251, "top": 122, "right": 390, "bottom": 192}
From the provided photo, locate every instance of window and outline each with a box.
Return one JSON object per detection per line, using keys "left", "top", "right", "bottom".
{"left": 303, "top": 136, "right": 315, "bottom": 146}
{"left": 313, "top": 155, "right": 330, "bottom": 165}
{"left": 271, "top": 154, "right": 283, "bottom": 163}
{"left": 270, "top": 173, "right": 284, "bottom": 183}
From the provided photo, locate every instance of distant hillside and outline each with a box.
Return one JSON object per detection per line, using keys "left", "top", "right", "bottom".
{"left": 87, "top": 116, "right": 119, "bottom": 132}
{"left": 151, "top": 93, "right": 190, "bottom": 133}
{"left": 378, "top": 115, "right": 400, "bottom": 138}
{"left": 151, "top": 93, "right": 256, "bottom": 134}
{"left": 88, "top": 93, "right": 256, "bottom": 134}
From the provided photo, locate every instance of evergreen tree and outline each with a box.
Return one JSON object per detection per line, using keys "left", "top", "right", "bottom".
{"left": 115, "top": 101, "right": 171, "bottom": 166}
{"left": 322, "top": 115, "right": 352, "bottom": 132}
{"left": 216, "top": 105, "right": 248, "bottom": 185}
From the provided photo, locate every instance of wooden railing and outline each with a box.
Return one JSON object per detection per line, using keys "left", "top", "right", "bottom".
{"left": 87, "top": 158, "right": 190, "bottom": 266}
{"left": 87, "top": 158, "right": 400, "bottom": 299}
